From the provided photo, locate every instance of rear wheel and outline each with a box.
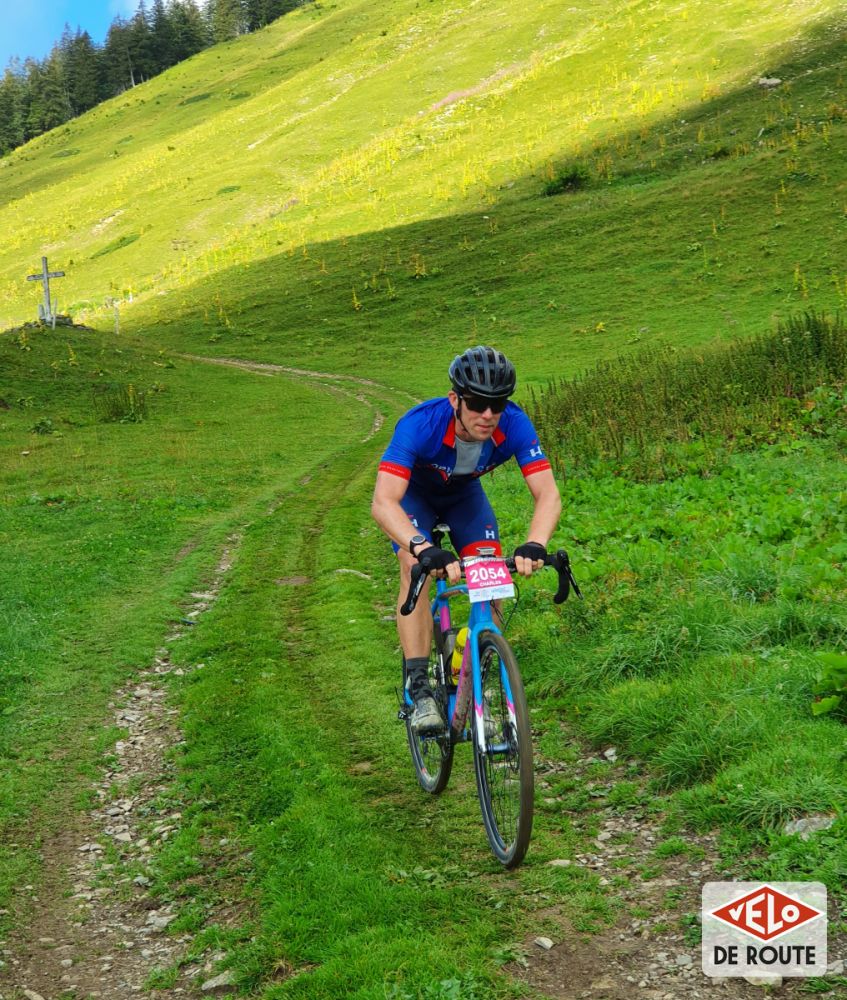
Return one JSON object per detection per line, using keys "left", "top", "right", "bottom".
{"left": 404, "top": 625, "right": 454, "bottom": 794}
{"left": 472, "top": 631, "right": 533, "bottom": 867}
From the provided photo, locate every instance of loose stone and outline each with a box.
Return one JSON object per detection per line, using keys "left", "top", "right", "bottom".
{"left": 201, "top": 970, "right": 238, "bottom": 993}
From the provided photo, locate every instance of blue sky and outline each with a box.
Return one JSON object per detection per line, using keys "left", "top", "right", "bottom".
{"left": 1, "top": 0, "right": 137, "bottom": 69}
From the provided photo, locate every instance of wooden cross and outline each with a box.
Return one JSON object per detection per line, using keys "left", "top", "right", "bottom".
{"left": 26, "top": 256, "right": 65, "bottom": 324}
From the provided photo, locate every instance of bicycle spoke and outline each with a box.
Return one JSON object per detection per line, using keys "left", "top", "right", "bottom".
{"left": 405, "top": 633, "right": 453, "bottom": 795}
{"left": 472, "top": 632, "right": 533, "bottom": 867}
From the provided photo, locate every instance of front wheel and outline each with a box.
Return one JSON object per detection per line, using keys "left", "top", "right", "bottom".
{"left": 472, "top": 631, "right": 534, "bottom": 868}
{"left": 404, "top": 630, "right": 454, "bottom": 794}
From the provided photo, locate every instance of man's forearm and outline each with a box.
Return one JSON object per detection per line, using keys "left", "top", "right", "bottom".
{"left": 371, "top": 495, "right": 418, "bottom": 551}
{"left": 526, "top": 490, "right": 562, "bottom": 546}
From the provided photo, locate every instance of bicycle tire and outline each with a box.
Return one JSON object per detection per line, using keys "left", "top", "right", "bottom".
{"left": 404, "top": 625, "right": 454, "bottom": 795}
{"left": 472, "top": 630, "right": 534, "bottom": 868}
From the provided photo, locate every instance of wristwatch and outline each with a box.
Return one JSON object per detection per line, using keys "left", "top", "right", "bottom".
{"left": 409, "top": 533, "right": 428, "bottom": 555}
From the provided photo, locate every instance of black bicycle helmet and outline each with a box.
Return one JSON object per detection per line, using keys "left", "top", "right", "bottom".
{"left": 448, "top": 345, "right": 516, "bottom": 399}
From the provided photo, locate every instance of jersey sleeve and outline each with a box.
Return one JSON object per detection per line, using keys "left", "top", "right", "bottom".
{"left": 510, "top": 409, "right": 552, "bottom": 478}
{"left": 378, "top": 412, "right": 418, "bottom": 480}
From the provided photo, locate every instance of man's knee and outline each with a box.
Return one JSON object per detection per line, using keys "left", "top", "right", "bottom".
{"left": 397, "top": 549, "right": 416, "bottom": 582}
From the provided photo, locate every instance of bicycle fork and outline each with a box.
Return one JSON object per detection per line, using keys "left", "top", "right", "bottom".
{"left": 450, "top": 621, "right": 516, "bottom": 755}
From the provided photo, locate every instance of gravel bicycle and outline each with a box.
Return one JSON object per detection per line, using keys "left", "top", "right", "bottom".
{"left": 398, "top": 525, "right": 581, "bottom": 869}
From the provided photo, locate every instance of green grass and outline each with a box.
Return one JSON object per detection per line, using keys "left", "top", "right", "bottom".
{"left": 2, "top": 0, "right": 847, "bottom": 995}
{"left": 488, "top": 433, "right": 846, "bottom": 867}
{"left": 0, "top": 326, "right": 374, "bottom": 926}
{"left": 0, "top": 0, "right": 844, "bottom": 393}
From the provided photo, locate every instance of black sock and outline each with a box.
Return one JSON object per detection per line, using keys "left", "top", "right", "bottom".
{"left": 405, "top": 656, "right": 430, "bottom": 697}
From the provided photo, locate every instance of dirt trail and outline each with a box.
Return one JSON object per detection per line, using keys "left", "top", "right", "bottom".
{"left": 2, "top": 357, "right": 842, "bottom": 999}
{"left": 0, "top": 540, "right": 239, "bottom": 1000}
{"left": 0, "top": 356, "right": 409, "bottom": 1000}
{"left": 510, "top": 743, "right": 845, "bottom": 1000}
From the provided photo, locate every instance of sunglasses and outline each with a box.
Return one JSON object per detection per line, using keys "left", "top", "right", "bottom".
{"left": 461, "top": 394, "right": 508, "bottom": 413}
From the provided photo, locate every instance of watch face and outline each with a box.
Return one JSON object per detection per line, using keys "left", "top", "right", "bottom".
{"left": 410, "top": 534, "right": 427, "bottom": 550}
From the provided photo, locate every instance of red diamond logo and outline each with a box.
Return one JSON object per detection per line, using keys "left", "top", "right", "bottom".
{"left": 710, "top": 885, "right": 822, "bottom": 942}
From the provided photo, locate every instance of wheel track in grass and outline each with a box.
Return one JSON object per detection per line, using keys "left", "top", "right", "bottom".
{"left": 178, "top": 356, "right": 847, "bottom": 1000}
{"left": 3, "top": 355, "right": 843, "bottom": 999}
{"left": 176, "top": 353, "right": 421, "bottom": 443}
{"left": 0, "top": 357, "right": 413, "bottom": 1000}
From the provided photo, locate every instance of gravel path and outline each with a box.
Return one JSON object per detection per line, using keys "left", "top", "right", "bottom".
{"left": 0, "top": 541, "right": 240, "bottom": 1000}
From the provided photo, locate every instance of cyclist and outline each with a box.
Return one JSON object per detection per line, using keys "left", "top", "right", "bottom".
{"left": 371, "top": 345, "right": 562, "bottom": 734}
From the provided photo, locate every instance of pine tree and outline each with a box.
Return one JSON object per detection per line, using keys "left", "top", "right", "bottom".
{"left": 208, "top": 0, "right": 247, "bottom": 43}
{"left": 0, "top": 66, "right": 26, "bottom": 155}
{"left": 128, "top": 2, "right": 157, "bottom": 84}
{"left": 23, "top": 59, "right": 43, "bottom": 137}
{"left": 40, "top": 45, "right": 73, "bottom": 130}
{"left": 246, "top": 0, "right": 301, "bottom": 32}
{"left": 64, "top": 30, "right": 102, "bottom": 114}
{"left": 170, "top": 0, "right": 209, "bottom": 62}
{"left": 150, "top": 0, "right": 176, "bottom": 73}
{"left": 102, "top": 17, "right": 135, "bottom": 93}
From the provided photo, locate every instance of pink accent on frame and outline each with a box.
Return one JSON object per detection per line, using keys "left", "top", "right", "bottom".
{"left": 439, "top": 604, "right": 450, "bottom": 631}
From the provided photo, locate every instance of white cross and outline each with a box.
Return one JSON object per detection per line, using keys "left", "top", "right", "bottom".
{"left": 26, "top": 256, "right": 65, "bottom": 324}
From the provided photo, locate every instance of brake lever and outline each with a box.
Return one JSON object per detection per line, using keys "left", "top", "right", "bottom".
{"left": 400, "top": 560, "right": 429, "bottom": 616}
{"left": 549, "top": 550, "right": 583, "bottom": 604}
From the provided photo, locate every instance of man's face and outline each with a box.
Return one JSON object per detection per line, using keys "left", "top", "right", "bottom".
{"left": 448, "top": 390, "right": 504, "bottom": 441}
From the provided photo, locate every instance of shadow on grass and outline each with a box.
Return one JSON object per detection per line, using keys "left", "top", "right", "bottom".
{"left": 125, "top": 15, "right": 846, "bottom": 395}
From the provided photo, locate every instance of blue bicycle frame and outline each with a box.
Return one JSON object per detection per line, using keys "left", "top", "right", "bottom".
{"left": 405, "top": 567, "right": 515, "bottom": 755}
{"left": 399, "top": 543, "right": 578, "bottom": 867}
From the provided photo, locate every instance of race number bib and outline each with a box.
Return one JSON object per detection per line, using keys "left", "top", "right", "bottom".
{"left": 466, "top": 559, "right": 515, "bottom": 603}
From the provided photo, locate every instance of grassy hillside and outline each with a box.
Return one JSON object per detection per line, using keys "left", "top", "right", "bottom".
{"left": 2, "top": 1, "right": 847, "bottom": 996}
{"left": 0, "top": 325, "right": 375, "bottom": 908}
{"left": 1, "top": 0, "right": 845, "bottom": 390}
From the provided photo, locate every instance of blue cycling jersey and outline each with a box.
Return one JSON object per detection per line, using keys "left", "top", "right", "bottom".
{"left": 379, "top": 397, "right": 551, "bottom": 491}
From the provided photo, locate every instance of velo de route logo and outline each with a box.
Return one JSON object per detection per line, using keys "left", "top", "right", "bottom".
{"left": 702, "top": 883, "right": 827, "bottom": 977}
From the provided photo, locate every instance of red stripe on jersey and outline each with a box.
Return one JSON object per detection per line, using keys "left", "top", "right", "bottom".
{"left": 521, "top": 459, "right": 552, "bottom": 478}
{"left": 379, "top": 460, "right": 412, "bottom": 480}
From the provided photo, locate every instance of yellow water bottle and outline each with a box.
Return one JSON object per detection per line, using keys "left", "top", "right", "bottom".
{"left": 451, "top": 627, "right": 469, "bottom": 681}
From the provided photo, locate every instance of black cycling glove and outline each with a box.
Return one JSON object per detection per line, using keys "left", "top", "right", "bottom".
{"left": 416, "top": 545, "right": 459, "bottom": 572}
{"left": 514, "top": 541, "right": 547, "bottom": 563}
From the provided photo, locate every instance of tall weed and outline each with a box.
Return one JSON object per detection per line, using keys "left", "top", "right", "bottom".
{"left": 92, "top": 382, "right": 148, "bottom": 423}
{"left": 531, "top": 311, "right": 847, "bottom": 477}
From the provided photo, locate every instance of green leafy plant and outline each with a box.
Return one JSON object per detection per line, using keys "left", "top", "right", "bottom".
{"left": 490, "top": 941, "right": 529, "bottom": 968}
{"left": 543, "top": 162, "right": 591, "bottom": 196}
{"left": 681, "top": 912, "right": 702, "bottom": 946}
{"left": 811, "top": 652, "right": 847, "bottom": 719}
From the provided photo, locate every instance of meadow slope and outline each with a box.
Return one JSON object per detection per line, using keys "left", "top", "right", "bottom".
{"left": 0, "top": 0, "right": 845, "bottom": 388}
{"left": 1, "top": 1, "right": 847, "bottom": 997}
